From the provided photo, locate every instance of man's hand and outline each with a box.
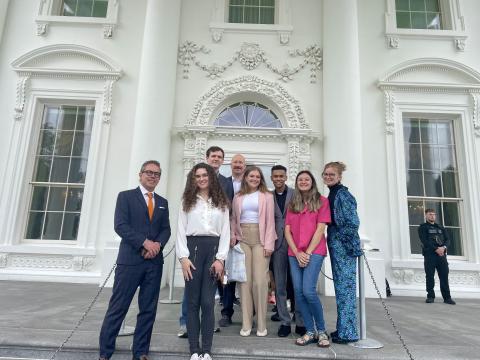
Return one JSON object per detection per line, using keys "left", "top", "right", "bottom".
{"left": 435, "top": 247, "right": 446, "bottom": 256}
{"left": 143, "top": 239, "right": 161, "bottom": 259}
{"left": 181, "top": 258, "right": 196, "bottom": 281}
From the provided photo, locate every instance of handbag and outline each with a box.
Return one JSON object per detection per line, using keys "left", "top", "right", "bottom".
{"left": 225, "top": 243, "right": 247, "bottom": 283}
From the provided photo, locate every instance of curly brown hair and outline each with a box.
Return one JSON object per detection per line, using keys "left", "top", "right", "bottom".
{"left": 182, "top": 163, "right": 230, "bottom": 212}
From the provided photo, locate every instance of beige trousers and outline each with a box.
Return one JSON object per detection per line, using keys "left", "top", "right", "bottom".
{"left": 239, "top": 224, "right": 270, "bottom": 332}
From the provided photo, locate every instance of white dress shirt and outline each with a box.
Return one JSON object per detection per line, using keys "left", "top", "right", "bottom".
{"left": 139, "top": 184, "right": 155, "bottom": 206}
{"left": 176, "top": 195, "right": 230, "bottom": 260}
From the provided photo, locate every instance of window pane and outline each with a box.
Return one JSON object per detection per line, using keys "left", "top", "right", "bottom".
{"left": 26, "top": 212, "right": 45, "bottom": 239}
{"left": 420, "top": 121, "right": 437, "bottom": 144}
{"left": 446, "top": 227, "right": 462, "bottom": 256}
{"left": 439, "top": 146, "right": 456, "bottom": 170}
{"left": 426, "top": 12, "right": 441, "bottom": 29}
{"left": 47, "top": 187, "right": 67, "bottom": 211}
{"left": 42, "top": 107, "right": 59, "bottom": 129}
{"left": 69, "top": 158, "right": 88, "bottom": 183}
{"left": 245, "top": 0, "right": 260, "bottom": 5}
{"left": 424, "top": 171, "right": 442, "bottom": 197}
{"left": 230, "top": 0, "right": 244, "bottom": 5}
{"left": 437, "top": 122, "right": 453, "bottom": 145}
{"left": 72, "top": 133, "right": 91, "bottom": 157}
{"left": 422, "top": 145, "right": 440, "bottom": 170}
{"left": 66, "top": 188, "right": 83, "bottom": 211}
{"left": 410, "top": 0, "right": 426, "bottom": 11}
{"left": 441, "top": 171, "right": 458, "bottom": 197}
{"left": 55, "top": 131, "right": 74, "bottom": 156}
{"left": 77, "top": 0, "right": 94, "bottom": 16}
{"left": 259, "top": 7, "right": 274, "bottom": 24}
{"left": 403, "top": 119, "right": 420, "bottom": 143}
{"left": 443, "top": 202, "right": 459, "bottom": 227}
{"left": 426, "top": 0, "right": 440, "bottom": 12}
{"left": 396, "top": 12, "right": 411, "bottom": 28}
{"left": 31, "top": 186, "right": 48, "bottom": 211}
{"left": 244, "top": 6, "right": 259, "bottom": 23}
{"left": 405, "top": 144, "right": 422, "bottom": 169}
{"left": 63, "top": 0, "right": 77, "bottom": 16}
{"left": 409, "top": 226, "right": 422, "bottom": 254}
{"left": 50, "top": 157, "right": 70, "bottom": 182}
{"left": 407, "top": 170, "right": 423, "bottom": 196}
{"left": 261, "top": 0, "right": 274, "bottom": 6}
{"left": 38, "top": 130, "right": 55, "bottom": 155}
{"left": 59, "top": 107, "right": 77, "bottom": 130}
{"left": 43, "top": 213, "right": 63, "bottom": 240}
{"left": 408, "top": 200, "right": 425, "bottom": 225}
{"left": 229, "top": 6, "right": 243, "bottom": 23}
{"left": 92, "top": 0, "right": 108, "bottom": 17}
{"left": 34, "top": 156, "right": 52, "bottom": 182}
{"left": 61, "top": 213, "right": 81, "bottom": 240}
{"left": 396, "top": 0, "right": 410, "bottom": 10}
{"left": 411, "top": 12, "right": 427, "bottom": 29}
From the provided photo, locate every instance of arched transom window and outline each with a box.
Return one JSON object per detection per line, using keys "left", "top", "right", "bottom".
{"left": 214, "top": 102, "right": 282, "bottom": 128}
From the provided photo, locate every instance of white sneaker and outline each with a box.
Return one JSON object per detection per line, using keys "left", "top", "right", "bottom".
{"left": 177, "top": 325, "right": 187, "bottom": 338}
{"left": 202, "top": 353, "right": 212, "bottom": 360}
{"left": 240, "top": 328, "right": 251, "bottom": 336}
{"left": 190, "top": 353, "right": 201, "bottom": 360}
{"left": 256, "top": 328, "right": 268, "bottom": 337}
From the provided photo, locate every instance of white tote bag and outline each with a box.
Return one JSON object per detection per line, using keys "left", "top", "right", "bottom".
{"left": 225, "top": 243, "right": 247, "bottom": 283}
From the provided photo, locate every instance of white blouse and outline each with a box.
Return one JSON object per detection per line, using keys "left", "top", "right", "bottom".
{"left": 176, "top": 195, "right": 230, "bottom": 260}
{"left": 240, "top": 191, "right": 259, "bottom": 224}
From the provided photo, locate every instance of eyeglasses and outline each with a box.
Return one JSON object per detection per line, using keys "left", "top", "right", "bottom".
{"left": 142, "top": 170, "right": 161, "bottom": 178}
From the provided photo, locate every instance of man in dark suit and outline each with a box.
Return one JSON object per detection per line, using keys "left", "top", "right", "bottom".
{"left": 99, "top": 160, "right": 171, "bottom": 360}
{"left": 218, "top": 153, "right": 245, "bottom": 327}
{"left": 270, "top": 165, "right": 305, "bottom": 337}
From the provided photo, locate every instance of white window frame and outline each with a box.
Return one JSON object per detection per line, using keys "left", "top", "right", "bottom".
{"left": 209, "top": 0, "right": 293, "bottom": 45}
{"left": 378, "top": 59, "right": 480, "bottom": 289}
{"left": 0, "top": 44, "right": 121, "bottom": 273}
{"left": 35, "top": 0, "right": 119, "bottom": 38}
{"left": 385, "top": 0, "right": 467, "bottom": 51}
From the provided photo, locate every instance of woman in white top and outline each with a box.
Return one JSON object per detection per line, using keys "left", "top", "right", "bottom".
{"left": 176, "top": 163, "right": 230, "bottom": 360}
{"left": 230, "top": 166, "right": 277, "bottom": 337}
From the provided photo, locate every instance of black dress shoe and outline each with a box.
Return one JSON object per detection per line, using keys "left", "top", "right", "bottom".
{"left": 444, "top": 298, "right": 456, "bottom": 305}
{"left": 270, "top": 312, "right": 280, "bottom": 321}
{"left": 295, "top": 325, "right": 306, "bottom": 336}
{"left": 425, "top": 297, "right": 434, "bottom": 303}
{"left": 272, "top": 305, "right": 277, "bottom": 313}
{"left": 218, "top": 314, "right": 232, "bottom": 327}
{"left": 99, "top": 357, "right": 109, "bottom": 360}
{"left": 132, "top": 356, "right": 149, "bottom": 360}
{"left": 277, "top": 324, "right": 291, "bottom": 337}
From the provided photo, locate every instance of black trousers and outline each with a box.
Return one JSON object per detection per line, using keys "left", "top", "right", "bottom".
{"left": 185, "top": 236, "right": 219, "bottom": 355}
{"left": 424, "top": 254, "right": 451, "bottom": 300}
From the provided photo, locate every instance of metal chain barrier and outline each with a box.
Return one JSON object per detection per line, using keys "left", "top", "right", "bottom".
{"left": 49, "top": 247, "right": 176, "bottom": 359}
{"left": 362, "top": 253, "right": 415, "bottom": 360}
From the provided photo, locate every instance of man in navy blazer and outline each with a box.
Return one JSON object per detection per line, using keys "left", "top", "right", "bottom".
{"left": 99, "top": 160, "right": 171, "bottom": 360}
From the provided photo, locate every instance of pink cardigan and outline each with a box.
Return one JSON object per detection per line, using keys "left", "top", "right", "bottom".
{"left": 231, "top": 191, "right": 277, "bottom": 251}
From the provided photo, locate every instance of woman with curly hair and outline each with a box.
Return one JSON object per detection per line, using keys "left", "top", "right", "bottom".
{"left": 322, "top": 161, "right": 362, "bottom": 344}
{"left": 285, "top": 170, "right": 331, "bottom": 347}
{"left": 176, "top": 163, "right": 230, "bottom": 360}
{"left": 230, "top": 165, "right": 277, "bottom": 337}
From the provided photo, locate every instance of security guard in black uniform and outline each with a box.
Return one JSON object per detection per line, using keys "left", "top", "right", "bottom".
{"left": 418, "top": 209, "right": 456, "bottom": 305}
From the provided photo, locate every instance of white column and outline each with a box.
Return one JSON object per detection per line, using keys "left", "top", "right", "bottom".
{"left": 128, "top": 0, "right": 182, "bottom": 194}
{"left": 322, "top": 0, "right": 364, "bottom": 210}
{"left": 0, "top": 0, "right": 10, "bottom": 44}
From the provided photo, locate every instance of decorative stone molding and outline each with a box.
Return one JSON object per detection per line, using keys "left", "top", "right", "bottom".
{"left": 72, "top": 256, "right": 95, "bottom": 271}
{"left": 36, "top": 22, "right": 48, "bottom": 36}
{"left": 0, "top": 253, "right": 7, "bottom": 268}
{"left": 35, "top": 0, "right": 119, "bottom": 39}
{"left": 384, "top": 0, "right": 467, "bottom": 51}
{"left": 287, "top": 140, "right": 300, "bottom": 179}
{"left": 11, "top": 44, "right": 122, "bottom": 121}
{"left": 471, "top": 92, "right": 480, "bottom": 137}
{"left": 392, "top": 268, "right": 480, "bottom": 287}
{"left": 383, "top": 90, "right": 395, "bottom": 134}
{"left": 188, "top": 76, "right": 308, "bottom": 129}
{"left": 178, "top": 41, "right": 322, "bottom": 83}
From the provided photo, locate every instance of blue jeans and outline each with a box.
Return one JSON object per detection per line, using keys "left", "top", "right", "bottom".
{"left": 179, "top": 290, "right": 187, "bottom": 327}
{"left": 288, "top": 254, "right": 326, "bottom": 334}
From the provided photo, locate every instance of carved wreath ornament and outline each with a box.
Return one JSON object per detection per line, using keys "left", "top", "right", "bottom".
{"left": 178, "top": 41, "right": 322, "bottom": 83}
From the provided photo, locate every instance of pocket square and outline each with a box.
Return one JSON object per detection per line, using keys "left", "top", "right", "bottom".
{"left": 158, "top": 206, "right": 166, "bottom": 209}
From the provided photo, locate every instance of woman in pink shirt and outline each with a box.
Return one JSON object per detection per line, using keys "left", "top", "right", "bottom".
{"left": 285, "top": 170, "right": 331, "bottom": 347}
{"left": 231, "top": 166, "right": 277, "bottom": 337}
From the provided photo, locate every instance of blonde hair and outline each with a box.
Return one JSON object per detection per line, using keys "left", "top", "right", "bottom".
{"left": 323, "top": 161, "right": 347, "bottom": 176}
{"left": 238, "top": 166, "right": 269, "bottom": 195}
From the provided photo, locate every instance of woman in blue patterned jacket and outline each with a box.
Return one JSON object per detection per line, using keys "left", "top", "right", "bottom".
{"left": 322, "top": 161, "right": 363, "bottom": 344}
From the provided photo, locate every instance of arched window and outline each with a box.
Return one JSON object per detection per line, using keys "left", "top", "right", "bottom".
{"left": 214, "top": 102, "right": 282, "bottom": 128}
